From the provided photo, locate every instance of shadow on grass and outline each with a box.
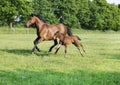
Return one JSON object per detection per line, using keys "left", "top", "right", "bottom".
{"left": 0, "top": 49, "right": 49, "bottom": 57}
{"left": 109, "top": 54, "right": 120, "bottom": 59}
{"left": 99, "top": 53, "right": 120, "bottom": 59}
{"left": 0, "top": 69, "right": 120, "bottom": 85}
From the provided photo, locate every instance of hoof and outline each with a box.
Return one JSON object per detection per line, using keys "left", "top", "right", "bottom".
{"left": 31, "top": 51, "right": 34, "bottom": 54}
{"left": 48, "top": 51, "right": 52, "bottom": 54}
{"left": 81, "top": 54, "right": 84, "bottom": 57}
{"left": 37, "top": 49, "right": 41, "bottom": 52}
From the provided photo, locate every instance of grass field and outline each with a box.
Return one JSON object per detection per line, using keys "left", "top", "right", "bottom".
{"left": 0, "top": 28, "right": 120, "bottom": 85}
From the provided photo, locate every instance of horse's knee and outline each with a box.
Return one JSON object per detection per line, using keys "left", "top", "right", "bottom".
{"left": 34, "top": 38, "right": 40, "bottom": 45}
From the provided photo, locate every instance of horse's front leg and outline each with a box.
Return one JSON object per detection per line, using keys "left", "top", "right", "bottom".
{"left": 49, "top": 39, "right": 58, "bottom": 53}
{"left": 64, "top": 45, "right": 67, "bottom": 57}
{"left": 32, "top": 37, "right": 40, "bottom": 54}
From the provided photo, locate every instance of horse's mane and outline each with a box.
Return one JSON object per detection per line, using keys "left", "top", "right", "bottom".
{"left": 30, "top": 14, "right": 47, "bottom": 23}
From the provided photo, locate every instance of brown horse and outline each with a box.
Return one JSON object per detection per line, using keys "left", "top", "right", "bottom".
{"left": 25, "top": 14, "right": 72, "bottom": 54}
{"left": 54, "top": 31, "right": 85, "bottom": 57}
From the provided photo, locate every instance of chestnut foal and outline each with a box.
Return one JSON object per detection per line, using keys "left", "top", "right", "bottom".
{"left": 54, "top": 31, "right": 85, "bottom": 57}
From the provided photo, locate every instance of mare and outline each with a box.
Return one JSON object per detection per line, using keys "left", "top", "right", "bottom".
{"left": 25, "top": 14, "right": 72, "bottom": 54}
{"left": 54, "top": 31, "right": 85, "bottom": 57}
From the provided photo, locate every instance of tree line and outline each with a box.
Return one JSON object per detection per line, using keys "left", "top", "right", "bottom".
{"left": 0, "top": 0, "right": 120, "bottom": 31}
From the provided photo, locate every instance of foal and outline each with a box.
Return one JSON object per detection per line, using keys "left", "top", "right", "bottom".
{"left": 54, "top": 31, "right": 85, "bottom": 57}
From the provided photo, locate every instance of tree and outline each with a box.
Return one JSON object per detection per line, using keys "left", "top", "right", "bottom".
{"left": 88, "top": 0, "right": 120, "bottom": 31}
{"left": 33, "top": 0, "right": 59, "bottom": 23}
{"left": 118, "top": 4, "right": 120, "bottom": 9}
{"left": 0, "top": 0, "right": 120, "bottom": 31}
{"left": 0, "top": 0, "right": 33, "bottom": 29}
{"left": 54, "top": 0, "right": 80, "bottom": 28}
{"left": 33, "top": 0, "right": 81, "bottom": 28}
{"left": 77, "top": 0, "right": 91, "bottom": 29}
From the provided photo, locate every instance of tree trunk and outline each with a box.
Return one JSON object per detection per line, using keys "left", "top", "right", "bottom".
{"left": 9, "top": 21, "right": 14, "bottom": 30}
{"left": 10, "top": 21, "right": 13, "bottom": 29}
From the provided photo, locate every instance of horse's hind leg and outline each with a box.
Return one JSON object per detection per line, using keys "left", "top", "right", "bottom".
{"left": 36, "top": 46, "right": 40, "bottom": 52}
{"left": 73, "top": 43, "right": 84, "bottom": 57}
{"left": 32, "top": 37, "right": 40, "bottom": 54}
{"left": 49, "top": 39, "right": 58, "bottom": 53}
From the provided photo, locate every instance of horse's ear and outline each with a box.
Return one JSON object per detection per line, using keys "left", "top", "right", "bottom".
{"left": 30, "top": 14, "right": 35, "bottom": 17}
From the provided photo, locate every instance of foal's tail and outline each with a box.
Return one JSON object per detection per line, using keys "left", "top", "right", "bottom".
{"left": 76, "top": 36, "right": 81, "bottom": 41}
{"left": 65, "top": 25, "right": 73, "bottom": 36}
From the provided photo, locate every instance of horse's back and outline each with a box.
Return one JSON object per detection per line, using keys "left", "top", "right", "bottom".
{"left": 47, "top": 23, "right": 67, "bottom": 35}
{"left": 55, "top": 24, "right": 67, "bottom": 34}
{"left": 40, "top": 24, "right": 63, "bottom": 40}
{"left": 63, "top": 36, "right": 74, "bottom": 44}
{"left": 65, "top": 36, "right": 80, "bottom": 43}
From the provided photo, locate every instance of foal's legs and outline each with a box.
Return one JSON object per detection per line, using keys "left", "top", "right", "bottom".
{"left": 77, "top": 46, "right": 84, "bottom": 57}
{"left": 49, "top": 39, "right": 58, "bottom": 53}
{"left": 55, "top": 44, "right": 62, "bottom": 54}
{"left": 32, "top": 37, "right": 40, "bottom": 54}
{"left": 73, "top": 43, "right": 84, "bottom": 57}
{"left": 64, "top": 45, "right": 67, "bottom": 57}
{"left": 79, "top": 43, "right": 86, "bottom": 53}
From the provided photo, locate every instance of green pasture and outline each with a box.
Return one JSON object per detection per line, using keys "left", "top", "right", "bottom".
{"left": 0, "top": 28, "right": 120, "bottom": 85}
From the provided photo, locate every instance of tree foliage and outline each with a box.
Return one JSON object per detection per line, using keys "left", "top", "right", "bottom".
{"left": 0, "top": 0, "right": 120, "bottom": 31}
{"left": 33, "top": 0, "right": 120, "bottom": 31}
{"left": 0, "top": 0, "right": 33, "bottom": 27}
{"left": 89, "top": 0, "right": 120, "bottom": 31}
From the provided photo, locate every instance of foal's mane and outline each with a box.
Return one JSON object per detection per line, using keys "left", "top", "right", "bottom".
{"left": 30, "top": 14, "right": 47, "bottom": 23}
{"left": 57, "top": 31, "right": 66, "bottom": 39}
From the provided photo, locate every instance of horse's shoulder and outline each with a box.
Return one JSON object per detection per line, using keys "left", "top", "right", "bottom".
{"left": 41, "top": 23, "right": 49, "bottom": 28}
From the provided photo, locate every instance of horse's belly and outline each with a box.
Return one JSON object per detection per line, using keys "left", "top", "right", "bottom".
{"left": 44, "top": 36, "right": 53, "bottom": 40}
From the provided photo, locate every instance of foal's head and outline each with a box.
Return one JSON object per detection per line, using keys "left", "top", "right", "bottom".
{"left": 54, "top": 31, "right": 65, "bottom": 40}
{"left": 25, "top": 14, "right": 37, "bottom": 27}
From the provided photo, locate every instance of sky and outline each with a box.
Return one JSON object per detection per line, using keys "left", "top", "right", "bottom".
{"left": 106, "top": 0, "right": 120, "bottom": 4}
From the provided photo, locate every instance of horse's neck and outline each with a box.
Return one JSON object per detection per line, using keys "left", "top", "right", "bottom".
{"left": 35, "top": 18, "right": 44, "bottom": 30}
{"left": 59, "top": 34, "right": 65, "bottom": 41}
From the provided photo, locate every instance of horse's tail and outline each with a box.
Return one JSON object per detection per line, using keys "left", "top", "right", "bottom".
{"left": 65, "top": 25, "right": 73, "bottom": 36}
{"left": 76, "top": 36, "right": 81, "bottom": 41}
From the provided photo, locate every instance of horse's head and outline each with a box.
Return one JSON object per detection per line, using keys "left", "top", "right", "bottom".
{"left": 54, "top": 31, "right": 64, "bottom": 39}
{"left": 25, "top": 14, "right": 36, "bottom": 28}
{"left": 54, "top": 31, "right": 65, "bottom": 41}
{"left": 54, "top": 31, "right": 60, "bottom": 39}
